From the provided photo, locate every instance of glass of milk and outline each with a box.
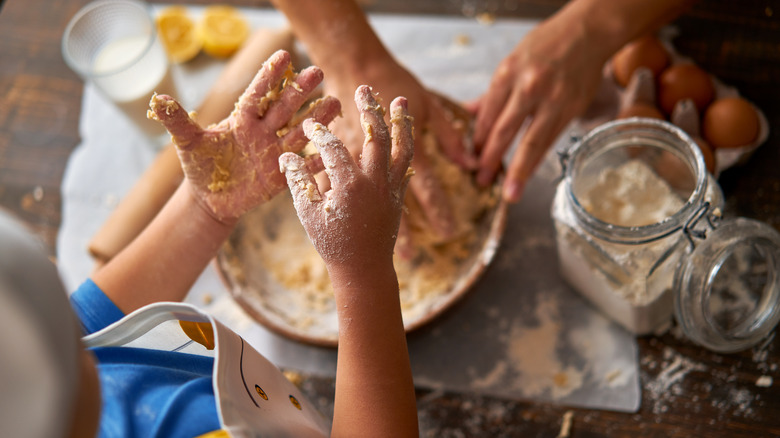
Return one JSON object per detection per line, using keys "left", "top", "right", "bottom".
{"left": 62, "top": 0, "right": 177, "bottom": 140}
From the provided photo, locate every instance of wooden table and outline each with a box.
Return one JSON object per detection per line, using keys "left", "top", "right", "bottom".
{"left": 2, "top": 0, "right": 779, "bottom": 436}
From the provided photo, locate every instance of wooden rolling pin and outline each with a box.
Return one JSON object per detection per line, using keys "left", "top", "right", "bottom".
{"left": 88, "top": 27, "right": 300, "bottom": 267}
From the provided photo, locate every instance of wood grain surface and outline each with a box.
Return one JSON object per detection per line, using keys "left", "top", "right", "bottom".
{"left": 2, "top": 0, "right": 779, "bottom": 436}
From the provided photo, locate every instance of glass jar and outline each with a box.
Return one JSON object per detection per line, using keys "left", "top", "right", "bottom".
{"left": 552, "top": 118, "right": 780, "bottom": 353}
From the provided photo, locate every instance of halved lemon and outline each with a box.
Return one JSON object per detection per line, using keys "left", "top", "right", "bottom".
{"left": 198, "top": 6, "right": 250, "bottom": 58}
{"left": 156, "top": 6, "right": 201, "bottom": 63}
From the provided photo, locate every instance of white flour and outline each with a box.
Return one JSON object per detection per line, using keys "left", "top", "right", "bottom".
{"left": 580, "top": 159, "right": 684, "bottom": 227}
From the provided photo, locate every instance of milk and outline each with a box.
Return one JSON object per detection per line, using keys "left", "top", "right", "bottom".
{"left": 92, "top": 35, "right": 176, "bottom": 138}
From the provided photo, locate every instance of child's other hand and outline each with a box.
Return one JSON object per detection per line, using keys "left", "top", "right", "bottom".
{"left": 280, "top": 85, "right": 414, "bottom": 271}
{"left": 148, "top": 50, "right": 340, "bottom": 222}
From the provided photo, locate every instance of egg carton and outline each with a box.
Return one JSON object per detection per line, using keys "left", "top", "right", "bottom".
{"left": 574, "top": 26, "right": 769, "bottom": 177}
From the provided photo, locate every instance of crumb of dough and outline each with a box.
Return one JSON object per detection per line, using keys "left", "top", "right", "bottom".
{"left": 454, "top": 33, "right": 471, "bottom": 46}
{"left": 605, "top": 369, "right": 622, "bottom": 384}
{"left": 476, "top": 12, "right": 496, "bottom": 25}
{"left": 756, "top": 375, "right": 773, "bottom": 387}
{"left": 362, "top": 122, "right": 374, "bottom": 142}
{"left": 557, "top": 411, "right": 574, "bottom": 438}
{"left": 303, "top": 181, "right": 321, "bottom": 201}
{"left": 282, "top": 369, "right": 304, "bottom": 387}
{"left": 553, "top": 372, "right": 569, "bottom": 387}
{"left": 206, "top": 135, "right": 236, "bottom": 192}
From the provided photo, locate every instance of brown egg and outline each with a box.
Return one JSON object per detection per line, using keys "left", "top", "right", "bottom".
{"left": 612, "top": 35, "right": 670, "bottom": 87}
{"left": 657, "top": 63, "right": 715, "bottom": 115}
{"left": 702, "top": 97, "right": 761, "bottom": 149}
{"left": 617, "top": 102, "right": 665, "bottom": 120}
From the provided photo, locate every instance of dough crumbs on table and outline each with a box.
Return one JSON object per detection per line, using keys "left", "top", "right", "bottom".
{"left": 756, "top": 375, "right": 773, "bottom": 387}
{"left": 605, "top": 368, "right": 622, "bottom": 384}
{"left": 475, "top": 12, "right": 496, "bottom": 25}
{"left": 454, "top": 33, "right": 471, "bottom": 46}
{"left": 556, "top": 410, "right": 574, "bottom": 438}
{"left": 282, "top": 369, "right": 304, "bottom": 387}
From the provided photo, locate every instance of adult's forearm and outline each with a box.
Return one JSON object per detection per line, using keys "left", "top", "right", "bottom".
{"left": 93, "top": 182, "right": 234, "bottom": 314}
{"left": 270, "top": 0, "right": 390, "bottom": 74}
{"left": 564, "top": 0, "right": 697, "bottom": 58}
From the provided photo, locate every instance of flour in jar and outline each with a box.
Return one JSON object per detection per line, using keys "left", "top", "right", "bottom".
{"left": 580, "top": 159, "right": 685, "bottom": 227}
{"left": 552, "top": 159, "right": 688, "bottom": 334}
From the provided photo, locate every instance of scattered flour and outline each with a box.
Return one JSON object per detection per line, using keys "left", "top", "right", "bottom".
{"left": 645, "top": 347, "right": 708, "bottom": 415}
{"left": 468, "top": 292, "right": 591, "bottom": 401}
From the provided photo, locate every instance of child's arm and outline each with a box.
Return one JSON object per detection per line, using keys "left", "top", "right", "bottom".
{"left": 93, "top": 50, "right": 340, "bottom": 314}
{"left": 280, "top": 86, "right": 418, "bottom": 437}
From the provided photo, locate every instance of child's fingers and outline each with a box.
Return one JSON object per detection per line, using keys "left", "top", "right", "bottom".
{"left": 355, "top": 85, "right": 391, "bottom": 178}
{"left": 148, "top": 94, "right": 202, "bottom": 149}
{"left": 235, "top": 50, "right": 291, "bottom": 119}
{"left": 301, "top": 153, "right": 325, "bottom": 177}
{"left": 280, "top": 96, "right": 341, "bottom": 153}
{"left": 303, "top": 119, "right": 357, "bottom": 190}
{"left": 279, "top": 152, "right": 322, "bottom": 214}
{"left": 262, "top": 65, "right": 325, "bottom": 131}
{"left": 389, "top": 96, "right": 414, "bottom": 189}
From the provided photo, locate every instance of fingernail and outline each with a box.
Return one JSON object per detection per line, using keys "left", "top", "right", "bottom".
{"left": 503, "top": 180, "right": 524, "bottom": 203}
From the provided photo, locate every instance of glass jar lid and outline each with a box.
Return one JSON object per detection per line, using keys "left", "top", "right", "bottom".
{"left": 674, "top": 217, "right": 780, "bottom": 353}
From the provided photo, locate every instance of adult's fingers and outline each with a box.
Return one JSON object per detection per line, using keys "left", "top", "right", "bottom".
{"left": 426, "top": 95, "right": 476, "bottom": 170}
{"left": 148, "top": 94, "right": 202, "bottom": 150}
{"left": 303, "top": 119, "right": 357, "bottom": 190}
{"left": 355, "top": 85, "right": 392, "bottom": 179}
{"left": 407, "top": 147, "right": 456, "bottom": 239}
{"left": 389, "top": 96, "right": 414, "bottom": 190}
{"left": 280, "top": 96, "right": 341, "bottom": 153}
{"left": 503, "top": 107, "right": 567, "bottom": 202}
{"left": 476, "top": 94, "right": 534, "bottom": 188}
{"left": 261, "top": 65, "right": 325, "bottom": 131}
{"left": 473, "top": 67, "right": 514, "bottom": 151}
{"left": 235, "top": 50, "right": 291, "bottom": 119}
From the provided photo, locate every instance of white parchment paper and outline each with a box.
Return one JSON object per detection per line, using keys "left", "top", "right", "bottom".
{"left": 58, "top": 7, "right": 640, "bottom": 412}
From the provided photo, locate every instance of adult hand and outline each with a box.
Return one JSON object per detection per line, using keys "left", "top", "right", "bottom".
{"left": 469, "top": 12, "right": 609, "bottom": 202}
{"left": 149, "top": 50, "right": 340, "bottom": 222}
{"left": 280, "top": 85, "right": 413, "bottom": 269}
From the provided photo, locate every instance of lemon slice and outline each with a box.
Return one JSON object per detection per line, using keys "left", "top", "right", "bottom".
{"left": 198, "top": 6, "right": 250, "bottom": 58}
{"left": 156, "top": 6, "right": 201, "bottom": 63}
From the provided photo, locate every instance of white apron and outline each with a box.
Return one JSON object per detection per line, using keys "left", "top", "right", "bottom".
{"left": 83, "top": 302, "right": 330, "bottom": 438}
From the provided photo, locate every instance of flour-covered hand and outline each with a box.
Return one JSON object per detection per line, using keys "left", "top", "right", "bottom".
{"left": 149, "top": 50, "right": 340, "bottom": 222}
{"left": 280, "top": 85, "right": 414, "bottom": 268}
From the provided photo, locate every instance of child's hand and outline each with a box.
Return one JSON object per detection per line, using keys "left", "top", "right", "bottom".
{"left": 280, "top": 85, "right": 414, "bottom": 269}
{"left": 148, "top": 50, "right": 340, "bottom": 222}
